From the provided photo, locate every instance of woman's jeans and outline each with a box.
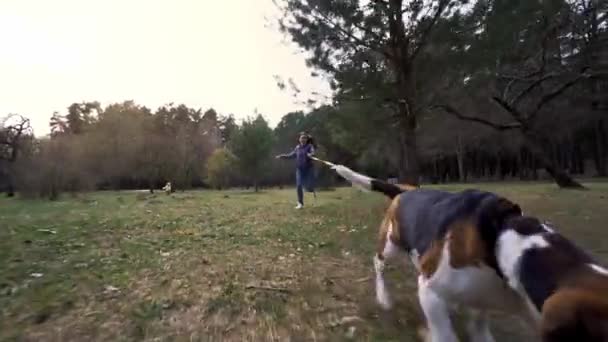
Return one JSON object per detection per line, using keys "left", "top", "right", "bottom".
{"left": 296, "top": 167, "right": 314, "bottom": 204}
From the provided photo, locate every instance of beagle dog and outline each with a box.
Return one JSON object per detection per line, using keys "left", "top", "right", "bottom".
{"left": 331, "top": 164, "right": 608, "bottom": 342}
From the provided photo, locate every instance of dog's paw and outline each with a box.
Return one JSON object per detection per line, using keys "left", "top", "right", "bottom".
{"left": 376, "top": 289, "right": 393, "bottom": 311}
{"left": 377, "top": 297, "right": 393, "bottom": 311}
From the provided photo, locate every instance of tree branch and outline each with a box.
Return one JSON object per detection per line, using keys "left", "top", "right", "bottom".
{"left": 508, "top": 73, "right": 558, "bottom": 106}
{"left": 381, "top": 0, "right": 408, "bottom": 62}
{"left": 347, "top": 11, "right": 386, "bottom": 43}
{"left": 0, "top": 115, "right": 31, "bottom": 162}
{"left": 491, "top": 96, "right": 525, "bottom": 122}
{"left": 498, "top": 12, "right": 569, "bottom": 80}
{"left": 529, "top": 73, "right": 589, "bottom": 121}
{"left": 497, "top": 69, "right": 543, "bottom": 81}
{"left": 308, "top": 9, "right": 383, "bottom": 54}
{"left": 411, "top": 0, "right": 450, "bottom": 60}
{"left": 335, "top": 95, "right": 376, "bottom": 103}
{"left": 433, "top": 104, "right": 522, "bottom": 131}
{"left": 598, "top": 12, "right": 607, "bottom": 25}
{"left": 454, "top": 22, "right": 484, "bottom": 35}
{"left": 502, "top": 78, "right": 518, "bottom": 101}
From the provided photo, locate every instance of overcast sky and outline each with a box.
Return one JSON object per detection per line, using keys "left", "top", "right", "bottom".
{"left": 0, "top": 0, "right": 330, "bottom": 136}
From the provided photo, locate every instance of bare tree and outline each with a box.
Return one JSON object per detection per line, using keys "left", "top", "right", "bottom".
{"left": 1, "top": 114, "right": 33, "bottom": 196}
{"left": 434, "top": 6, "right": 607, "bottom": 189}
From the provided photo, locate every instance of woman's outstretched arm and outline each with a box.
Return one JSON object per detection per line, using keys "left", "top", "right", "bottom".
{"left": 276, "top": 147, "right": 297, "bottom": 159}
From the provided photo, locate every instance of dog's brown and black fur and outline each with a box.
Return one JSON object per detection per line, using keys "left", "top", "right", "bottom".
{"left": 331, "top": 164, "right": 608, "bottom": 341}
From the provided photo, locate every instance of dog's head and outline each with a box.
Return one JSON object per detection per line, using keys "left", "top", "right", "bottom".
{"left": 486, "top": 197, "right": 522, "bottom": 229}
{"left": 475, "top": 195, "right": 523, "bottom": 278}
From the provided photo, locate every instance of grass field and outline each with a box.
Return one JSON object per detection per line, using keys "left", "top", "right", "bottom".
{"left": 1, "top": 182, "right": 608, "bottom": 341}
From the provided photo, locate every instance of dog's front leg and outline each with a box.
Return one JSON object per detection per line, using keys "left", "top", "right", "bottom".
{"left": 417, "top": 275, "right": 459, "bottom": 342}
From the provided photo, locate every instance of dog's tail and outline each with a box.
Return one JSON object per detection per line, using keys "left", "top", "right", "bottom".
{"left": 331, "top": 165, "right": 417, "bottom": 199}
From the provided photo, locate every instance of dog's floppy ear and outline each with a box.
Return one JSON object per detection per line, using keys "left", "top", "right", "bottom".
{"left": 476, "top": 196, "right": 523, "bottom": 279}
{"left": 493, "top": 197, "right": 522, "bottom": 221}
{"left": 477, "top": 196, "right": 522, "bottom": 237}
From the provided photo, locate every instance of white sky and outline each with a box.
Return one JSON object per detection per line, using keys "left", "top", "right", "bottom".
{"left": 0, "top": 0, "right": 330, "bottom": 136}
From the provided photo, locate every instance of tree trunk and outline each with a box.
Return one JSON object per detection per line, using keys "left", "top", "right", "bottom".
{"left": 4, "top": 141, "right": 20, "bottom": 197}
{"left": 496, "top": 154, "right": 503, "bottom": 180}
{"left": 499, "top": 156, "right": 506, "bottom": 180}
{"left": 432, "top": 156, "right": 439, "bottom": 184}
{"left": 49, "top": 184, "right": 59, "bottom": 201}
{"left": 586, "top": 6, "right": 605, "bottom": 176}
{"left": 573, "top": 141, "right": 584, "bottom": 175}
{"left": 515, "top": 154, "right": 520, "bottom": 179}
{"left": 595, "top": 120, "right": 607, "bottom": 176}
{"left": 474, "top": 151, "right": 481, "bottom": 179}
{"left": 525, "top": 132, "right": 585, "bottom": 189}
{"left": 456, "top": 136, "right": 465, "bottom": 182}
{"left": 383, "top": 0, "right": 420, "bottom": 185}
{"left": 464, "top": 152, "right": 470, "bottom": 179}
{"left": 6, "top": 169, "right": 15, "bottom": 197}
{"left": 397, "top": 116, "right": 420, "bottom": 185}
{"left": 561, "top": 141, "right": 570, "bottom": 172}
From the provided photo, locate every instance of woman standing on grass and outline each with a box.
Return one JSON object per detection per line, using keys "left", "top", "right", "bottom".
{"left": 276, "top": 132, "right": 317, "bottom": 209}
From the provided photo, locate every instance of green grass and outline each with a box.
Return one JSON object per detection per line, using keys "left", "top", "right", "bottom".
{"left": 1, "top": 182, "right": 607, "bottom": 341}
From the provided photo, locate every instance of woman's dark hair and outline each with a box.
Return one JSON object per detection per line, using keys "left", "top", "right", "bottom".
{"left": 299, "top": 132, "right": 317, "bottom": 148}
{"left": 308, "top": 136, "right": 317, "bottom": 148}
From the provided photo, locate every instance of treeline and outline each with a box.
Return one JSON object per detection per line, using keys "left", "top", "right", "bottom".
{"left": 2, "top": 0, "right": 608, "bottom": 198}
{"left": 0, "top": 94, "right": 606, "bottom": 200}
{"left": 0, "top": 101, "right": 344, "bottom": 199}
{"left": 1, "top": 102, "right": 221, "bottom": 198}
{"left": 4, "top": 101, "right": 325, "bottom": 198}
